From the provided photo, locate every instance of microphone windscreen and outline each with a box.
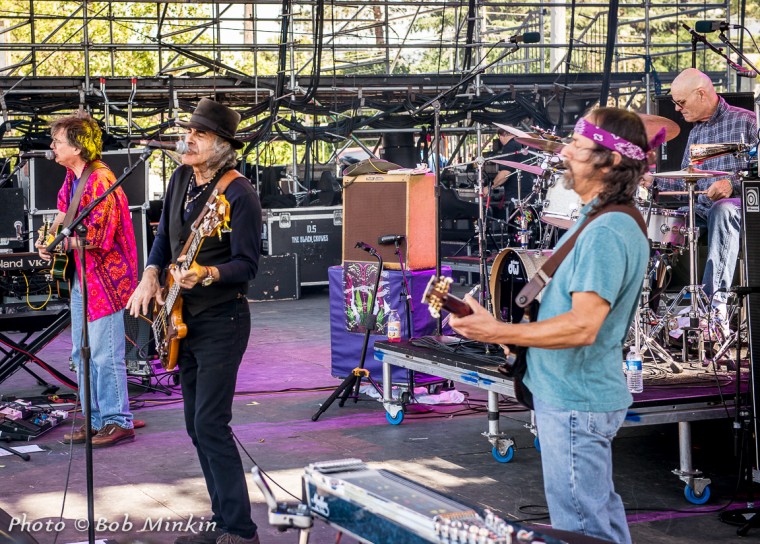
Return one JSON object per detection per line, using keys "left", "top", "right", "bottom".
{"left": 522, "top": 32, "right": 541, "bottom": 44}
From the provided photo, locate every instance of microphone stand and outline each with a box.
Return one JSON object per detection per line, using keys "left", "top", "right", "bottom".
{"left": 717, "top": 32, "right": 760, "bottom": 78}
{"left": 410, "top": 43, "right": 525, "bottom": 334}
{"left": 0, "top": 157, "right": 31, "bottom": 189}
{"left": 681, "top": 24, "right": 752, "bottom": 77}
{"left": 311, "top": 242, "right": 384, "bottom": 421}
{"left": 44, "top": 148, "right": 152, "bottom": 544}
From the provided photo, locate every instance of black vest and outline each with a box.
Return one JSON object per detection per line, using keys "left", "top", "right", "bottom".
{"left": 167, "top": 166, "right": 246, "bottom": 316}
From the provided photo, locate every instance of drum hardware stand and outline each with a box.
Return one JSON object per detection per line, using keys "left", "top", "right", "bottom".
{"left": 632, "top": 275, "right": 683, "bottom": 373}
{"left": 312, "top": 243, "right": 384, "bottom": 422}
{"left": 648, "top": 178, "right": 713, "bottom": 363}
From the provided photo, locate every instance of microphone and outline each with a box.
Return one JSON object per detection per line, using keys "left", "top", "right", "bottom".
{"left": 737, "top": 68, "right": 758, "bottom": 78}
{"left": 19, "top": 150, "right": 55, "bottom": 160}
{"left": 694, "top": 20, "right": 742, "bottom": 33}
{"left": 137, "top": 140, "right": 189, "bottom": 153}
{"left": 377, "top": 234, "right": 405, "bottom": 245}
{"left": 729, "top": 285, "right": 760, "bottom": 295}
{"left": 355, "top": 241, "right": 377, "bottom": 255}
{"left": 14, "top": 221, "right": 23, "bottom": 241}
{"left": 509, "top": 32, "right": 540, "bottom": 44}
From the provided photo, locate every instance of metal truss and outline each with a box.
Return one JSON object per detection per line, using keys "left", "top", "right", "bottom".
{"left": 0, "top": 0, "right": 738, "bottom": 163}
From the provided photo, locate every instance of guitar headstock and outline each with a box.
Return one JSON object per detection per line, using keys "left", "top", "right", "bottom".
{"left": 422, "top": 275, "right": 473, "bottom": 318}
{"left": 37, "top": 219, "right": 53, "bottom": 247}
{"left": 422, "top": 276, "right": 454, "bottom": 318}
{"left": 196, "top": 193, "right": 231, "bottom": 239}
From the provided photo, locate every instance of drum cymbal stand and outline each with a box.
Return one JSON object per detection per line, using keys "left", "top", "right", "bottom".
{"left": 649, "top": 178, "right": 712, "bottom": 363}
{"left": 632, "top": 268, "right": 684, "bottom": 373}
{"left": 504, "top": 170, "right": 535, "bottom": 249}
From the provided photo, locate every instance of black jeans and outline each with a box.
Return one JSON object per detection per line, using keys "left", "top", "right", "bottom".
{"left": 179, "top": 296, "right": 256, "bottom": 538}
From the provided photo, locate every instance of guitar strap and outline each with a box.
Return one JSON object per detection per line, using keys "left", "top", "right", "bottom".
{"left": 61, "top": 161, "right": 106, "bottom": 229}
{"left": 515, "top": 204, "right": 648, "bottom": 308}
{"left": 176, "top": 168, "right": 242, "bottom": 260}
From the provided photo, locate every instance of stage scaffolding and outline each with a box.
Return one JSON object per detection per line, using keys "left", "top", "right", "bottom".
{"left": 0, "top": 0, "right": 744, "bottom": 189}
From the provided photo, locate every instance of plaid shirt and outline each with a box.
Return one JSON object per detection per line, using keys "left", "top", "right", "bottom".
{"left": 656, "top": 97, "right": 758, "bottom": 220}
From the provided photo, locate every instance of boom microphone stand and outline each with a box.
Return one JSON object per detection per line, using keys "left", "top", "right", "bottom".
{"left": 45, "top": 148, "right": 152, "bottom": 544}
{"left": 410, "top": 43, "right": 525, "bottom": 333}
{"left": 312, "top": 242, "right": 384, "bottom": 421}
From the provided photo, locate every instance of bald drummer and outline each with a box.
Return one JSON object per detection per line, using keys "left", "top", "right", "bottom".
{"left": 644, "top": 68, "right": 757, "bottom": 331}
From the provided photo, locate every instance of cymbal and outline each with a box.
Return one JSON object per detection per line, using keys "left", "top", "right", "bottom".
{"left": 637, "top": 113, "right": 681, "bottom": 143}
{"left": 651, "top": 167, "right": 729, "bottom": 179}
{"left": 515, "top": 137, "right": 565, "bottom": 154}
{"left": 657, "top": 190, "right": 708, "bottom": 196}
{"left": 488, "top": 159, "right": 544, "bottom": 176}
{"left": 493, "top": 123, "right": 537, "bottom": 139}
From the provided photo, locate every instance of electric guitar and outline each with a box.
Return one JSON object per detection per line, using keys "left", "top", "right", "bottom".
{"left": 37, "top": 221, "right": 74, "bottom": 299}
{"left": 151, "top": 191, "right": 231, "bottom": 370}
{"left": 421, "top": 275, "right": 537, "bottom": 387}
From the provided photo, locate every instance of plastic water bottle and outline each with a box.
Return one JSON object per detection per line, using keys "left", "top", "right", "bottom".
{"left": 625, "top": 346, "right": 643, "bottom": 393}
{"left": 387, "top": 309, "right": 401, "bottom": 343}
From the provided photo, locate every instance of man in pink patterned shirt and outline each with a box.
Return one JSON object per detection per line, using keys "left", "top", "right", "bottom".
{"left": 35, "top": 112, "right": 138, "bottom": 448}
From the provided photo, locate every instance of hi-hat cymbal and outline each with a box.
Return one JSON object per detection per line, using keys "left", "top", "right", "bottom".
{"left": 493, "top": 123, "right": 537, "bottom": 139}
{"left": 637, "top": 113, "right": 681, "bottom": 143}
{"left": 651, "top": 167, "right": 729, "bottom": 179}
{"left": 488, "top": 159, "right": 544, "bottom": 176}
{"left": 515, "top": 137, "right": 566, "bottom": 154}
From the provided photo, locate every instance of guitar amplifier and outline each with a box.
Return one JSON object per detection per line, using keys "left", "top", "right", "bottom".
{"left": 342, "top": 173, "right": 436, "bottom": 270}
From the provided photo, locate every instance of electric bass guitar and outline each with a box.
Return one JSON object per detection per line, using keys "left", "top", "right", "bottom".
{"left": 37, "top": 221, "right": 74, "bottom": 299}
{"left": 151, "top": 191, "right": 231, "bottom": 371}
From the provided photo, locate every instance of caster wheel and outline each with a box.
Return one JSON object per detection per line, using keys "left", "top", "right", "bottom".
{"left": 534, "top": 436, "right": 541, "bottom": 452}
{"left": 684, "top": 485, "right": 711, "bottom": 504}
{"left": 386, "top": 411, "right": 404, "bottom": 425}
{"left": 491, "top": 445, "right": 514, "bottom": 463}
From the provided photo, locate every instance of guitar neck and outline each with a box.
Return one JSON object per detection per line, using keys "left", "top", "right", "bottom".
{"left": 441, "top": 293, "right": 473, "bottom": 318}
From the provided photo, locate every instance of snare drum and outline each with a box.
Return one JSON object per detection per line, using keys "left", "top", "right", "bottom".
{"left": 540, "top": 176, "right": 582, "bottom": 229}
{"left": 638, "top": 206, "right": 686, "bottom": 248}
{"left": 489, "top": 248, "right": 552, "bottom": 323}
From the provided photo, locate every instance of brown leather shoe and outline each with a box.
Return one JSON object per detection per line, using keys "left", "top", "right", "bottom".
{"left": 90, "top": 423, "right": 135, "bottom": 448}
{"left": 63, "top": 424, "right": 98, "bottom": 444}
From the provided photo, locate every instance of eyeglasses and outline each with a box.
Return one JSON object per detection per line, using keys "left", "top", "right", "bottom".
{"left": 671, "top": 89, "right": 698, "bottom": 108}
{"left": 51, "top": 138, "right": 67, "bottom": 146}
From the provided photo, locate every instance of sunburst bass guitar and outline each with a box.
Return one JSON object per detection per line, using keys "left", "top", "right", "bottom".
{"left": 152, "top": 192, "right": 231, "bottom": 370}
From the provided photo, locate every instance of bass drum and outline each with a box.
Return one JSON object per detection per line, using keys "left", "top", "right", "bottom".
{"left": 489, "top": 248, "right": 552, "bottom": 323}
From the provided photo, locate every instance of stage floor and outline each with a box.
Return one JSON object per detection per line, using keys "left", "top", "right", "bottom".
{"left": 0, "top": 287, "right": 757, "bottom": 544}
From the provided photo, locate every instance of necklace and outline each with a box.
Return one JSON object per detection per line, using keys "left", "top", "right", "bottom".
{"left": 184, "top": 172, "right": 214, "bottom": 212}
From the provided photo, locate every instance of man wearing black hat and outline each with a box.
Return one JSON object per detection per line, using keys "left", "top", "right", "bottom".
{"left": 127, "top": 98, "right": 262, "bottom": 544}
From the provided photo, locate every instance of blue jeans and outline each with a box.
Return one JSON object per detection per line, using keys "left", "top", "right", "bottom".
{"left": 697, "top": 198, "right": 741, "bottom": 303}
{"left": 533, "top": 397, "right": 631, "bottom": 544}
{"left": 70, "top": 278, "right": 133, "bottom": 430}
{"left": 179, "top": 297, "right": 256, "bottom": 539}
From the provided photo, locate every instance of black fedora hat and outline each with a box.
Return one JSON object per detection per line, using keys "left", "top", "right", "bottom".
{"left": 176, "top": 98, "right": 244, "bottom": 149}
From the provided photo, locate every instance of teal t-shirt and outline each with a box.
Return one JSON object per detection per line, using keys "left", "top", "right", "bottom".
{"left": 523, "top": 203, "right": 650, "bottom": 412}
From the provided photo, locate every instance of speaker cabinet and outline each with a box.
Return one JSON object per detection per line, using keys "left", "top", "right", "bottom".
{"left": 19, "top": 149, "right": 150, "bottom": 213}
{"left": 741, "top": 179, "right": 760, "bottom": 472}
{"left": 342, "top": 173, "right": 436, "bottom": 270}
{"left": 655, "top": 92, "right": 755, "bottom": 172}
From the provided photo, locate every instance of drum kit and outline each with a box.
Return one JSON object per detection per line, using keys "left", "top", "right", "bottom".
{"left": 476, "top": 115, "right": 748, "bottom": 368}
